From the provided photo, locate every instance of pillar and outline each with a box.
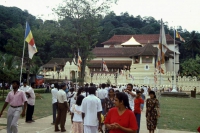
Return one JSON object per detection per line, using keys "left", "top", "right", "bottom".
{"left": 139, "top": 56, "right": 142, "bottom": 64}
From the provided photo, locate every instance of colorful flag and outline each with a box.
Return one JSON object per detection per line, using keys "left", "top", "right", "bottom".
{"left": 175, "top": 30, "right": 185, "bottom": 42}
{"left": 156, "top": 19, "right": 168, "bottom": 74}
{"left": 25, "top": 22, "right": 37, "bottom": 59}
{"left": 102, "top": 58, "right": 109, "bottom": 72}
{"left": 77, "top": 50, "right": 82, "bottom": 72}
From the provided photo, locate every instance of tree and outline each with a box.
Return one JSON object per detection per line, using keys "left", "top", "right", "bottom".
{"left": 53, "top": 0, "right": 118, "bottom": 84}
{"left": 185, "top": 31, "right": 200, "bottom": 58}
{"left": 0, "top": 53, "right": 20, "bottom": 98}
{"left": 0, "top": 6, "right": 36, "bottom": 52}
{"left": 180, "top": 55, "right": 200, "bottom": 79}
{"left": 108, "top": 27, "right": 136, "bottom": 37}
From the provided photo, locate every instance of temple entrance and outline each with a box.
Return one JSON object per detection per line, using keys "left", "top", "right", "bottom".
{"left": 144, "top": 76, "right": 150, "bottom": 84}
{"left": 70, "top": 71, "right": 75, "bottom": 80}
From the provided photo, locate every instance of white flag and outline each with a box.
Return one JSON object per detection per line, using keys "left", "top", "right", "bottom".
{"left": 102, "top": 59, "right": 109, "bottom": 72}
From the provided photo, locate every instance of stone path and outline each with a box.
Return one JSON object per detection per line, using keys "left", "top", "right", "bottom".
{"left": 0, "top": 104, "right": 196, "bottom": 133}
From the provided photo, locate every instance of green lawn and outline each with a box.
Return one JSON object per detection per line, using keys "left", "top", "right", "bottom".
{"left": 0, "top": 93, "right": 52, "bottom": 119}
{"left": 157, "top": 96, "right": 200, "bottom": 132}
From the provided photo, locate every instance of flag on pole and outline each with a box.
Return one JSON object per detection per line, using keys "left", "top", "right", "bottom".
{"left": 102, "top": 58, "right": 109, "bottom": 72}
{"left": 157, "top": 19, "right": 168, "bottom": 74}
{"left": 25, "top": 22, "right": 37, "bottom": 59}
{"left": 158, "top": 19, "right": 168, "bottom": 64}
{"left": 77, "top": 50, "right": 82, "bottom": 72}
{"left": 154, "top": 70, "right": 157, "bottom": 83}
{"left": 175, "top": 30, "right": 185, "bottom": 42}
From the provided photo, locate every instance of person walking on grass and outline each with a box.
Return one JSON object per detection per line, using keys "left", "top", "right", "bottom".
{"left": 134, "top": 90, "right": 144, "bottom": 133}
{"left": 51, "top": 83, "right": 59, "bottom": 125}
{"left": 25, "top": 82, "right": 36, "bottom": 123}
{"left": 19, "top": 81, "right": 29, "bottom": 92}
{"left": 81, "top": 86, "right": 102, "bottom": 133}
{"left": 70, "top": 95, "right": 85, "bottom": 133}
{"left": 55, "top": 83, "right": 69, "bottom": 132}
{"left": 0, "top": 80, "right": 27, "bottom": 133}
{"left": 146, "top": 91, "right": 160, "bottom": 133}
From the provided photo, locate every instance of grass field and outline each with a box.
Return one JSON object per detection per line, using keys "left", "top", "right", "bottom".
{"left": 0, "top": 93, "right": 52, "bottom": 119}
{"left": 157, "top": 96, "right": 200, "bottom": 132}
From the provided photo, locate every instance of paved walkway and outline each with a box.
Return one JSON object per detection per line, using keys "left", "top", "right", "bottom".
{"left": 0, "top": 107, "right": 195, "bottom": 133}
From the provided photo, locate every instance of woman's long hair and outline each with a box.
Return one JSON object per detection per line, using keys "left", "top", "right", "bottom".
{"left": 115, "top": 92, "right": 131, "bottom": 110}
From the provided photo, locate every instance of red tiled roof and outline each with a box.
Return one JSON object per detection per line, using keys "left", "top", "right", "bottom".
{"left": 43, "top": 58, "right": 73, "bottom": 68}
{"left": 92, "top": 47, "right": 142, "bottom": 57}
{"left": 101, "top": 34, "right": 179, "bottom": 45}
{"left": 92, "top": 46, "right": 174, "bottom": 58}
{"left": 134, "top": 44, "right": 157, "bottom": 56}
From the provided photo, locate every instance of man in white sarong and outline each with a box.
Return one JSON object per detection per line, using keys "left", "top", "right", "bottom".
{"left": 81, "top": 86, "right": 102, "bottom": 133}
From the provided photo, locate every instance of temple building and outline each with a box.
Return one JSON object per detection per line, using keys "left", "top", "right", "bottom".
{"left": 42, "top": 34, "right": 182, "bottom": 86}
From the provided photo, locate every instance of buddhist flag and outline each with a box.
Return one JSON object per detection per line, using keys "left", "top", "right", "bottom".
{"left": 102, "top": 58, "right": 109, "bottom": 72}
{"left": 77, "top": 50, "right": 82, "bottom": 72}
{"left": 25, "top": 22, "right": 37, "bottom": 59}
{"left": 158, "top": 19, "right": 168, "bottom": 64}
{"left": 175, "top": 30, "right": 185, "bottom": 42}
{"left": 157, "top": 19, "right": 168, "bottom": 74}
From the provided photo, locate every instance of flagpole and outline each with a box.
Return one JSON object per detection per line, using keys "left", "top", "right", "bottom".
{"left": 160, "top": 19, "right": 162, "bottom": 90}
{"left": 20, "top": 22, "right": 27, "bottom": 84}
{"left": 172, "top": 27, "right": 177, "bottom": 92}
{"left": 76, "top": 49, "right": 79, "bottom": 89}
{"left": 100, "top": 58, "right": 102, "bottom": 84}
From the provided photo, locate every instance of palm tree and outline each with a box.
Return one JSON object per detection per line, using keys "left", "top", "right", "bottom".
{"left": 185, "top": 31, "right": 200, "bottom": 58}
{"left": 0, "top": 54, "right": 20, "bottom": 98}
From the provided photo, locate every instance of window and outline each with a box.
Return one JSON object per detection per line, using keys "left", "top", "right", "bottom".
{"left": 144, "top": 64, "right": 149, "bottom": 70}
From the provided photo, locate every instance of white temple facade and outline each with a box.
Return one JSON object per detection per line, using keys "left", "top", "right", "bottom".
{"left": 41, "top": 34, "right": 200, "bottom": 91}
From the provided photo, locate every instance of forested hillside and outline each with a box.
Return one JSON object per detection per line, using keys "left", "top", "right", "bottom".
{"left": 0, "top": 5, "right": 200, "bottom": 77}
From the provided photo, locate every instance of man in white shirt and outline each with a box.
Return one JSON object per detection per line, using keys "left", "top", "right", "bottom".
{"left": 81, "top": 86, "right": 102, "bottom": 133}
{"left": 25, "top": 82, "right": 36, "bottom": 123}
{"left": 20, "top": 81, "right": 29, "bottom": 92}
{"left": 51, "top": 83, "right": 58, "bottom": 125}
{"left": 55, "top": 83, "right": 69, "bottom": 132}
{"left": 124, "top": 83, "right": 136, "bottom": 111}
{"left": 97, "top": 83, "right": 108, "bottom": 115}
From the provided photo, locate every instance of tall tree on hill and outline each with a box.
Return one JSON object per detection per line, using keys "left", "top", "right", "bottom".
{"left": 185, "top": 31, "right": 200, "bottom": 58}
{"left": 0, "top": 6, "right": 36, "bottom": 52}
{"left": 53, "top": 0, "right": 118, "bottom": 84}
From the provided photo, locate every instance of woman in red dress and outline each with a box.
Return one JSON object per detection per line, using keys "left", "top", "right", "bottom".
{"left": 104, "top": 92, "right": 138, "bottom": 133}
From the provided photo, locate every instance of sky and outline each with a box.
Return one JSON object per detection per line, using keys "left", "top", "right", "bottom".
{"left": 1, "top": 0, "right": 200, "bottom": 32}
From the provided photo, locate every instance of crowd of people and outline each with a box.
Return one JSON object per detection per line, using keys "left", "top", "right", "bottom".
{"left": 0, "top": 80, "right": 160, "bottom": 133}
{"left": 50, "top": 82, "right": 160, "bottom": 133}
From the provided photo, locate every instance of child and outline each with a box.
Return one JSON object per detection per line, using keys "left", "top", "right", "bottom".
{"left": 70, "top": 95, "right": 85, "bottom": 133}
{"left": 134, "top": 90, "right": 144, "bottom": 133}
